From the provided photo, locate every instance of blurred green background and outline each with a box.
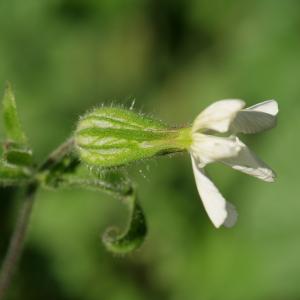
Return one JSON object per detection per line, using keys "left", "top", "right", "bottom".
{"left": 0, "top": 0, "right": 299, "bottom": 299}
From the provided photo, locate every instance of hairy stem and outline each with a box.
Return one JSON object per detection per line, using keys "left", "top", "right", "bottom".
{"left": 39, "top": 137, "right": 75, "bottom": 172}
{"left": 0, "top": 183, "right": 37, "bottom": 300}
{"left": 0, "top": 137, "right": 75, "bottom": 300}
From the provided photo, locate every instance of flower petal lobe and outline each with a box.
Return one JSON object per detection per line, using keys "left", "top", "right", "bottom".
{"left": 246, "top": 100, "right": 278, "bottom": 115}
{"left": 221, "top": 139, "right": 276, "bottom": 182}
{"left": 230, "top": 100, "right": 278, "bottom": 134}
{"left": 192, "top": 99, "right": 245, "bottom": 133}
{"left": 191, "top": 133, "right": 242, "bottom": 166}
{"left": 191, "top": 156, "right": 238, "bottom": 228}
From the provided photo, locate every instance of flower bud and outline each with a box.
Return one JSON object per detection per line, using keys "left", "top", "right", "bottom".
{"left": 75, "top": 107, "right": 191, "bottom": 168}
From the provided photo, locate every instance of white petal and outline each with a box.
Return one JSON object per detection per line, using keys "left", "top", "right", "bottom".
{"left": 191, "top": 133, "right": 242, "bottom": 166}
{"left": 221, "top": 139, "right": 276, "bottom": 182}
{"left": 191, "top": 156, "right": 238, "bottom": 228}
{"left": 246, "top": 100, "right": 278, "bottom": 115}
{"left": 192, "top": 99, "right": 245, "bottom": 133}
{"left": 230, "top": 100, "right": 278, "bottom": 134}
{"left": 223, "top": 202, "right": 238, "bottom": 228}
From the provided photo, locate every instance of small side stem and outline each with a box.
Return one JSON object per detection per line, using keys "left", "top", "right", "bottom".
{"left": 39, "top": 137, "right": 75, "bottom": 172}
{"left": 0, "top": 183, "right": 38, "bottom": 300}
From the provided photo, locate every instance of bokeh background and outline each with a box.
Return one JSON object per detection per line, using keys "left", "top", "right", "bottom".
{"left": 0, "top": 0, "right": 299, "bottom": 299}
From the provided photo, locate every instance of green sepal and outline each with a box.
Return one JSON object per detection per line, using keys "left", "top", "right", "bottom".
{"left": 102, "top": 190, "right": 147, "bottom": 255}
{"left": 0, "top": 159, "right": 32, "bottom": 186}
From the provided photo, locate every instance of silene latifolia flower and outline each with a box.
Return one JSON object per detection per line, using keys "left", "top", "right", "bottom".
{"left": 189, "top": 99, "right": 278, "bottom": 228}
{"left": 75, "top": 100, "right": 278, "bottom": 228}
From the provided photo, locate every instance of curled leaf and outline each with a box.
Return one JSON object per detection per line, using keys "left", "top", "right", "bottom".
{"left": 102, "top": 191, "right": 147, "bottom": 255}
{"left": 41, "top": 159, "right": 147, "bottom": 254}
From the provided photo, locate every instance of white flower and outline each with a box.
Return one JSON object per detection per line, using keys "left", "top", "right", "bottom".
{"left": 190, "top": 99, "right": 278, "bottom": 228}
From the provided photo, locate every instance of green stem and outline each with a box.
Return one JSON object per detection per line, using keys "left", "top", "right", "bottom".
{"left": 0, "top": 183, "right": 37, "bottom": 300}
{"left": 0, "top": 137, "right": 75, "bottom": 300}
{"left": 39, "top": 137, "right": 75, "bottom": 172}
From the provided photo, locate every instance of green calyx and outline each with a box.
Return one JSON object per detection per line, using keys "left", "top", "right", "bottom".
{"left": 75, "top": 106, "right": 192, "bottom": 168}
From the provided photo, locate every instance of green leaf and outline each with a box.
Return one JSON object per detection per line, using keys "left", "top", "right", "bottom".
{"left": 3, "top": 142, "right": 33, "bottom": 166}
{"left": 2, "top": 82, "right": 27, "bottom": 144}
{"left": 102, "top": 191, "right": 147, "bottom": 255}
{"left": 43, "top": 168, "right": 131, "bottom": 197}
{"left": 0, "top": 160, "right": 32, "bottom": 186}
{"left": 2, "top": 82, "right": 33, "bottom": 166}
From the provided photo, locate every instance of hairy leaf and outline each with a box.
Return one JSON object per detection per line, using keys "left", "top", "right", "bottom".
{"left": 2, "top": 83, "right": 33, "bottom": 166}
{"left": 2, "top": 82, "right": 27, "bottom": 144}
{"left": 3, "top": 142, "right": 33, "bottom": 166}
